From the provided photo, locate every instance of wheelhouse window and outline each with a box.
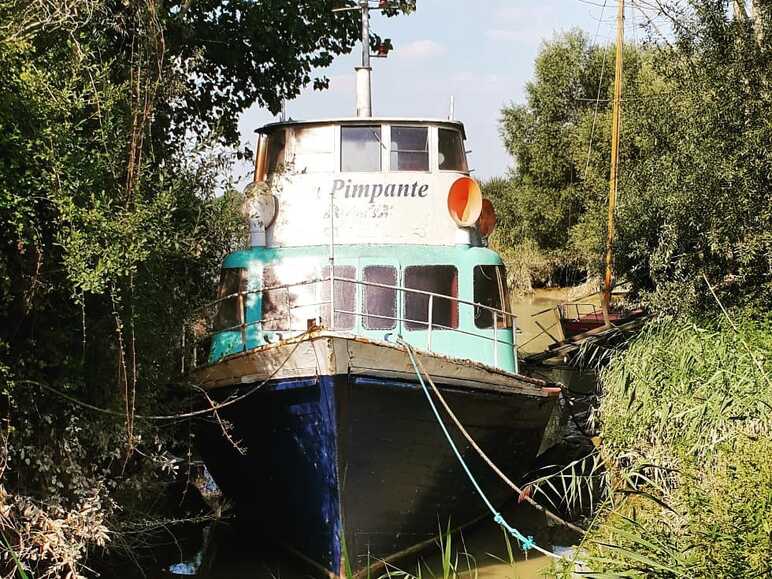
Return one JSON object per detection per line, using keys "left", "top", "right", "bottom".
{"left": 474, "top": 265, "right": 512, "bottom": 329}
{"left": 266, "top": 129, "right": 287, "bottom": 175}
{"left": 391, "top": 126, "right": 429, "bottom": 171}
{"left": 363, "top": 266, "right": 397, "bottom": 330}
{"left": 292, "top": 126, "right": 334, "bottom": 173}
{"left": 321, "top": 265, "right": 356, "bottom": 330}
{"left": 341, "top": 126, "right": 381, "bottom": 172}
{"left": 404, "top": 266, "right": 458, "bottom": 330}
{"left": 213, "top": 268, "right": 246, "bottom": 332}
{"left": 438, "top": 128, "right": 468, "bottom": 172}
{"left": 261, "top": 266, "right": 288, "bottom": 331}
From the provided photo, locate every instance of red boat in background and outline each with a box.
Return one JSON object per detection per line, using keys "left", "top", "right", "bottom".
{"left": 557, "top": 302, "right": 644, "bottom": 339}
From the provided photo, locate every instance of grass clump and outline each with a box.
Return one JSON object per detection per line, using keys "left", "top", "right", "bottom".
{"left": 567, "top": 314, "right": 772, "bottom": 577}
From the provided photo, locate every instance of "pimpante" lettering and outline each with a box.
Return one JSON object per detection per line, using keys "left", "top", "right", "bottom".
{"left": 332, "top": 179, "right": 429, "bottom": 203}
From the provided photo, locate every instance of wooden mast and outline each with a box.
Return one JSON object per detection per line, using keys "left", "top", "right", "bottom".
{"left": 602, "top": 0, "right": 625, "bottom": 325}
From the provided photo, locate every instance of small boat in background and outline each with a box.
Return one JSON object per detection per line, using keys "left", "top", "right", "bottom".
{"left": 557, "top": 302, "right": 644, "bottom": 339}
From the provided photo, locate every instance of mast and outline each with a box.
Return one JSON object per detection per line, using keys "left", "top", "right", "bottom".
{"left": 355, "top": 0, "right": 372, "bottom": 117}
{"left": 602, "top": 0, "right": 624, "bottom": 325}
{"left": 334, "top": 1, "right": 394, "bottom": 116}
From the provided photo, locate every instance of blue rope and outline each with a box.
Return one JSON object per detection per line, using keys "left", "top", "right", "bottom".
{"left": 401, "top": 341, "right": 536, "bottom": 553}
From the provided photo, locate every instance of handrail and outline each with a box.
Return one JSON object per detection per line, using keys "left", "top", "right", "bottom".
{"left": 557, "top": 302, "right": 599, "bottom": 321}
{"left": 194, "top": 309, "right": 515, "bottom": 348}
{"left": 199, "top": 275, "right": 517, "bottom": 322}
{"left": 185, "top": 274, "right": 518, "bottom": 370}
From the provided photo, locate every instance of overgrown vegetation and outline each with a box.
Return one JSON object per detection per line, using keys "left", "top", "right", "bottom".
{"left": 490, "top": 2, "right": 771, "bottom": 575}
{"left": 488, "top": 1, "right": 771, "bottom": 315}
{"left": 0, "top": 0, "right": 411, "bottom": 576}
{"left": 558, "top": 315, "right": 771, "bottom": 577}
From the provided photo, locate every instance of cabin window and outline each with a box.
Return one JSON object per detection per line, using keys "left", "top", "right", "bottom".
{"left": 438, "top": 128, "right": 468, "bottom": 172}
{"left": 474, "top": 265, "right": 512, "bottom": 329}
{"left": 261, "top": 266, "right": 289, "bottom": 331}
{"left": 391, "top": 126, "right": 429, "bottom": 171}
{"left": 262, "top": 264, "right": 331, "bottom": 331}
{"left": 404, "top": 266, "right": 458, "bottom": 330}
{"left": 213, "top": 268, "right": 246, "bottom": 332}
{"left": 341, "top": 126, "right": 382, "bottom": 172}
{"left": 266, "top": 129, "right": 287, "bottom": 175}
{"left": 363, "top": 266, "right": 397, "bottom": 330}
{"left": 321, "top": 265, "right": 356, "bottom": 330}
{"left": 292, "top": 126, "right": 334, "bottom": 173}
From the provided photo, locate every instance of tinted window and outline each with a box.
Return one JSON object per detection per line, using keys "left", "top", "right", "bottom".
{"left": 474, "top": 265, "right": 511, "bottom": 329}
{"left": 341, "top": 126, "right": 381, "bottom": 172}
{"left": 391, "top": 126, "right": 429, "bottom": 171}
{"left": 266, "top": 129, "right": 287, "bottom": 174}
{"left": 364, "top": 266, "right": 397, "bottom": 330}
{"left": 404, "top": 266, "right": 458, "bottom": 330}
{"left": 293, "top": 126, "right": 334, "bottom": 173}
{"left": 261, "top": 266, "right": 287, "bottom": 331}
{"left": 213, "top": 269, "right": 246, "bottom": 331}
{"left": 438, "top": 128, "right": 468, "bottom": 171}
{"left": 321, "top": 266, "right": 356, "bottom": 330}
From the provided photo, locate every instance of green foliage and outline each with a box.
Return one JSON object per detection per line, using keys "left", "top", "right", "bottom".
{"left": 615, "top": 2, "right": 772, "bottom": 314}
{"left": 0, "top": 0, "right": 412, "bottom": 575}
{"left": 488, "top": 31, "right": 647, "bottom": 289}
{"left": 572, "top": 315, "right": 772, "bottom": 577}
{"left": 494, "top": 4, "right": 772, "bottom": 314}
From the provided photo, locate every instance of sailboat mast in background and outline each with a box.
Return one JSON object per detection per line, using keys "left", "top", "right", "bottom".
{"left": 603, "top": 0, "right": 624, "bottom": 324}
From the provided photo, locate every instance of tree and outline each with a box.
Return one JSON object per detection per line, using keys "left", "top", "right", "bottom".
{"left": 0, "top": 0, "right": 413, "bottom": 575}
{"left": 493, "top": 5, "right": 771, "bottom": 313}
{"left": 489, "top": 30, "right": 646, "bottom": 288}
{"left": 615, "top": 0, "right": 772, "bottom": 313}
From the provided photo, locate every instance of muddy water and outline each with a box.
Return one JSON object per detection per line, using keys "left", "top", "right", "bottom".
{"left": 510, "top": 287, "right": 604, "bottom": 356}
{"left": 110, "top": 290, "right": 591, "bottom": 578}
{"left": 128, "top": 505, "right": 578, "bottom": 578}
{"left": 110, "top": 500, "right": 579, "bottom": 578}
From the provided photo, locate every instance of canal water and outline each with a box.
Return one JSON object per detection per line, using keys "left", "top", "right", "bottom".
{"left": 106, "top": 291, "right": 594, "bottom": 578}
{"left": 106, "top": 498, "right": 582, "bottom": 578}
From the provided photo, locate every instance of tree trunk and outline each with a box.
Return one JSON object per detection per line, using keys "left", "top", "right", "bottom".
{"left": 751, "top": 0, "right": 767, "bottom": 45}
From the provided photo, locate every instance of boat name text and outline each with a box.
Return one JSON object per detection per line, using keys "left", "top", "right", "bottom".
{"left": 332, "top": 179, "right": 429, "bottom": 204}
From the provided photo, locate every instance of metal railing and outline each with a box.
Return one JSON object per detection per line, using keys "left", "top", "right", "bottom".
{"left": 184, "top": 275, "right": 517, "bottom": 370}
{"left": 557, "top": 302, "right": 601, "bottom": 321}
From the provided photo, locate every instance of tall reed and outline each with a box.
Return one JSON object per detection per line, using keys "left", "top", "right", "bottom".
{"left": 564, "top": 314, "right": 772, "bottom": 577}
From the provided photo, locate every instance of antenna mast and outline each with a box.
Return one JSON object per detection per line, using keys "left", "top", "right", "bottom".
{"left": 355, "top": 0, "right": 372, "bottom": 116}
{"left": 334, "top": 1, "right": 394, "bottom": 117}
{"left": 602, "top": 0, "right": 624, "bottom": 325}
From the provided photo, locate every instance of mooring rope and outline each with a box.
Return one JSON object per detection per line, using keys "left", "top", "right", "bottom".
{"left": 406, "top": 346, "right": 586, "bottom": 536}
{"left": 398, "top": 339, "right": 562, "bottom": 559}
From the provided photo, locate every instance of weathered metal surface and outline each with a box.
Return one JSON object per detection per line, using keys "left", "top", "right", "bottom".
{"left": 208, "top": 244, "right": 518, "bottom": 371}
{"left": 266, "top": 171, "right": 473, "bottom": 248}
{"left": 197, "top": 375, "right": 342, "bottom": 573}
{"left": 194, "top": 332, "right": 553, "bottom": 399}
{"left": 196, "top": 361, "right": 558, "bottom": 577}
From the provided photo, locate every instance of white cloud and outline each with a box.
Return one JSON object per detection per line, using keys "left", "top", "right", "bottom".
{"left": 396, "top": 39, "right": 448, "bottom": 60}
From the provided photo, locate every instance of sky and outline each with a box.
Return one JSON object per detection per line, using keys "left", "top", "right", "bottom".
{"left": 236, "top": 0, "right": 620, "bottom": 183}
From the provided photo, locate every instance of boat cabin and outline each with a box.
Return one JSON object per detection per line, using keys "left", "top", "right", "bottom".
{"left": 205, "top": 117, "right": 517, "bottom": 372}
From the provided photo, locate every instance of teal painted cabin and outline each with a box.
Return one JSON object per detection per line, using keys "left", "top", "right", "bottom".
{"left": 209, "top": 243, "right": 517, "bottom": 372}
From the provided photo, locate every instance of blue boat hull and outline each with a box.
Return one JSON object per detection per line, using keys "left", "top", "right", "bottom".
{"left": 197, "top": 372, "right": 556, "bottom": 576}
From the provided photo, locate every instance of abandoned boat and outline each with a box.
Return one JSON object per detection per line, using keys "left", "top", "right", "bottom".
{"left": 189, "top": 5, "right": 562, "bottom": 576}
